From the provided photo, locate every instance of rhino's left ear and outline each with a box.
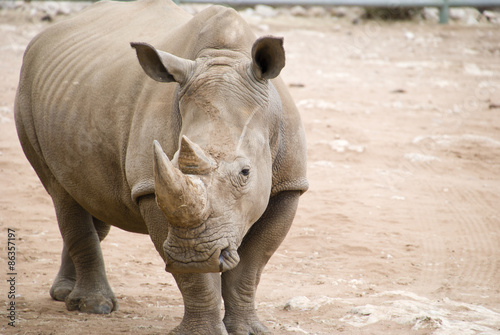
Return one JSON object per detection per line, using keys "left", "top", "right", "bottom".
{"left": 251, "top": 36, "right": 285, "bottom": 80}
{"left": 131, "top": 42, "right": 194, "bottom": 85}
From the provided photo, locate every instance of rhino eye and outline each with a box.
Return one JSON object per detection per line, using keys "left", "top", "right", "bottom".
{"left": 232, "top": 167, "right": 251, "bottom": 189}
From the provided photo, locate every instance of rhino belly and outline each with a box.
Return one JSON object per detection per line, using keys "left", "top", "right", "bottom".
{"left": 33, "top": 99, "right": 147, "bottom": 232}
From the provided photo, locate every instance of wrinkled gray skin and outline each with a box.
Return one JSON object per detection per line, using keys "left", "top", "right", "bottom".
{"left": 14, "top": 0, "right": 308, "bottom": 333}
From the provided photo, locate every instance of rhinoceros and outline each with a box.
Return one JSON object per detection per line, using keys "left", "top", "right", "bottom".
{"left": 15, "top": 0, "right": 308, "bottom": 333}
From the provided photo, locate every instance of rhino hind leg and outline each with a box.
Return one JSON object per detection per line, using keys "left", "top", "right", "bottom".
{"left": 16, "top": 98, "right": 116, "bottom": 313}
{"left": 50, "top": 218, "right": 111, "bottom": 302}
{"left": 50, "top": 188, "right": 117, "bottom": 314}
{"left": 50, "top": 244, "right": 76, "bottom": 301}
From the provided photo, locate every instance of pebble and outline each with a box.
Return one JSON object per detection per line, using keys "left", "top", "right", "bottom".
{"left": 290, "top": 5, "right": 307, "bottom": 17}
{"left": 284, "top": 295, "right": 338, "bottom": 311}
{"left": 483, "top": 10, "right": 499, "bottom": 23}
{"left": 422, "top": 7, "right": 439, "bottom": 21}
{"left": 308, "top": 6, "right": 328, "bottom": 17}
{"left": 450, "top": 7, "right": 481, "bottom": 25}
{"left": 0, "top": 107, "right": 12, "bottom": 123}
{"left": 254, "top": 4, "right": 277, "bottom": 18}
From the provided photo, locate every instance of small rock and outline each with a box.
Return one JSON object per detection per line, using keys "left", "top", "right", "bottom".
{"left": 350, "top": 305, "right": 374, "bottom": 316}
{"left": 241, "top": 8, "right": 255, "bottom": 17}
{"left": 41, "top": 15, "right": 53, "bottom": 22}
{"left": 322, "top": 139, "right": 365, "bottom": 153}
{"left": 290, "top": 5, "right": 307, "bottom": 17}
{"left": 391, "top": 89, "right": 406, "bottom": 94}
{"left": 0, "top": 2, "right": 17, "bottom": 10}
{"left": 310, "top": 161, "right": 335, "bottom": 169}
{"left": 284, "top": 296, "right": 312, "bottom": 311}
{"left": 465, "top": 15, "right": 479, "bottom": 25}
{"left": 0, "top": 107, "right": 12, "bottom": 123}
{"left": 254, "top": 5, "right": 277, "bottom": 18}
{"left": 308, "top": 6, "right": 328, "bottom": 17}
{"left": 404, "top": 153, "right": 440, "bottom": 163}
{"left": 422, "top": 7, "right": 439, "bottom": 21}
{"left": 57, "top": 3, "right": 73, "bottom": 16}
{"left": 0, "top": 107, "right": 12, "bottom": 114}
{"left": 404, "top": 31, "right": 415, "bottom": 40}
{"left": 450, "top": 7, "right": 480, "bottom": 24}
{"left": 289, "top": 83, "right": 305, "bottom": 88}
{"left": 257, "top": 24, "right": 270, "bottom": 32}
{"left": 330, "top": 6, "right": 347, "bottom": 18}
{"left": 41, "top": 1, "right": 59, "bottom": 18}
{"left": 284, "top": 325, "right": 308, "bottom": 333}
{"left": 284, "top": 296, "right": 337, "bottom": 311}
{"left": 450, "top": 8, "right": 466, "bottom": 20}
{"left": 482, "top": 10, "right": 498, "bottom": 23}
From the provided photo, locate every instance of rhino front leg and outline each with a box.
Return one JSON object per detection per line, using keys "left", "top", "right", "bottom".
{"left": 50, "top": 218, "right": 111, "bottom": 302}
{"left": 222, "top": 191, "right": 300, "bottom": 335}
{"left": 138, "top": 196, "right": 227, "bottom": 334}
{"left": 170, "top": 272, "right": 227, "bottom": 335}
{"left": 51, "top": 188, "right": 117, "bottom": 314}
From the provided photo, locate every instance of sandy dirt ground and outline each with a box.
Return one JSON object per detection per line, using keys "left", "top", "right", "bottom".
{"left": 1, "top": 4, "right": 499, "bottom": 335}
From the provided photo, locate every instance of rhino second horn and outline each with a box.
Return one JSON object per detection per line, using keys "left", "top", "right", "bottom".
{"left": 153, "top": 140, "right": 210, "bottom": 227}
{"left": 178, "top": 135, "right": 213, "bottom": 175}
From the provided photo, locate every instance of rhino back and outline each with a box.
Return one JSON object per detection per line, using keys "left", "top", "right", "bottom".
{"left": 16, "top": 0, "right": 192, "bottom": 231}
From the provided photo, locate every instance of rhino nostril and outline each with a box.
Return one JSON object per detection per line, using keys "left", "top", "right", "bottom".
{"left": 219, "top": 249, "right": 228, "bottom": 272}
{"left": 219, "top": 248, "right": 240, "bottom": 272}
{"left": 221, "top": 249, "right": 231, "bottom": 259}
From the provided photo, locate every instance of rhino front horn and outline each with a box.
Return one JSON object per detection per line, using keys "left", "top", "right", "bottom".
{"left": 153, "top": 140, "right": 210, "bottom": 227}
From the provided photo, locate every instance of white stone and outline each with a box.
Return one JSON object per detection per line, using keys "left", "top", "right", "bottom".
{"left": 254, "top": 5, "right": 277, "bottom": 18}
{"left": 290, "top": 5, "right": 307, "bottom": 17}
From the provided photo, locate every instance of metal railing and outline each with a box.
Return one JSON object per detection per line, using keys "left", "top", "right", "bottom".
{"left": 171, "top": 0, "right": 500, "bottom": 23}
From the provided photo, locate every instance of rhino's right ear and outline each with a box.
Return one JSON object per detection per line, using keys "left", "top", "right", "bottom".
{"left": 251, "top": 36, "right": 285, "bottom": 80}
{"left": 131, "top": 42, "right": 194, "bottom": 85}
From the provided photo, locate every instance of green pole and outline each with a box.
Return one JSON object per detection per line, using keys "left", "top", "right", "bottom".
{"left": 439, "top": 0, "right": 449, "bottom": 24}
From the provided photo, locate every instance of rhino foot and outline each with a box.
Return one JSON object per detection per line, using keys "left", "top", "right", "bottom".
{"left": 50, "top": 277, "right": 75, "bottom": 301}
{"left": 168, "top": 321, "right": 228, "bottom": 335}
{"left": 65, "top": 289, "right": 118, "bottom": 314}
{"left": 224, "top": 316, "right": 271, "bottom": 335}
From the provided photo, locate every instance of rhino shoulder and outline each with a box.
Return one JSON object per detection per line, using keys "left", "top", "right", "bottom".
{"left": 271, "top": 79, "right": 309, "bottom": 197}
{"left": 271, "top": 129, "right": 309, "bottom": 197}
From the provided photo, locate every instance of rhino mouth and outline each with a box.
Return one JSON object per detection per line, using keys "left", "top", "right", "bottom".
{"left": 163, "top": 230, "right": 240, "bottom": 274}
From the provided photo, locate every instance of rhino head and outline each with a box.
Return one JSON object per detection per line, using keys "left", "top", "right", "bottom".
{"left": 131, "top": 37, "right": 285, "bottom": 274}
